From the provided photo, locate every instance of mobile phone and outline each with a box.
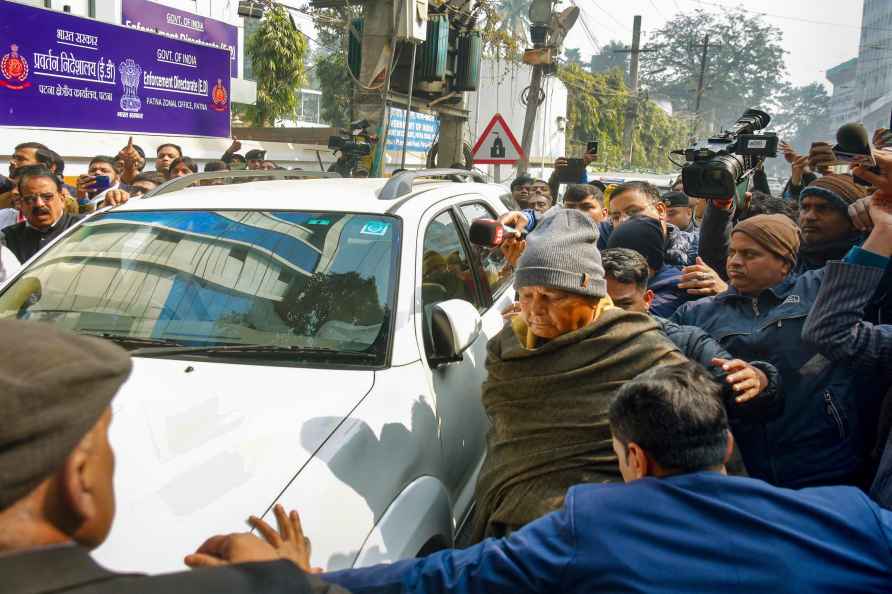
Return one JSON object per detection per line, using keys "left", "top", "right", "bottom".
{"left": 831, "top": 148, "right": 876, "bottom": 168}
{"left": 93, "top": 175, "right": 111, "bottom": 192}
{"left": 586, "top": 141, "right": 599, "bottom": 156}
{"left": 557, "top": 158, "right": 586, "bottom": 183}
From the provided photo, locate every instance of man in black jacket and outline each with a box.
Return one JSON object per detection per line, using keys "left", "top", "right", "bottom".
{"left": 1, "top": 166, "right": 82, "bottom": 263}
{"left": 0, "top": 319, "right": 346, "bottom": 594}
{"left": 602, "top": 247, "right": 781, "bottom": 421}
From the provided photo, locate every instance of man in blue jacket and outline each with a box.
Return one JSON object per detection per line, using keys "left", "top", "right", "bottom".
{"left": 802, "top": 165, "right": 892, "bottom": 508}
{"left": 673, "top": 213, "right": 881, "bottom": 488}
{"left": 192, "top": 363, "right": 892, "bottom": 593}
{"left": 602, "top": 247, "right": 782, "bottom": 425}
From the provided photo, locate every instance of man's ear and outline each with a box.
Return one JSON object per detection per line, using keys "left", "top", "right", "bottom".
{"left": 723, "top": 431, "right": 735, "bottom": 465}
{"left": 654, "top": 202, "right": 668, "bottom": 219}
{"left": 644, "top": 289, "right": 655, "bottom": 310}
{"left": 626, "top": 442, "right": 652, "bottom": 479}
{"left": 60, "top": 430, "right": 98, "bottom": 525}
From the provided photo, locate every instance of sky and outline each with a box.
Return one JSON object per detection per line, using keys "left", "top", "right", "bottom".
{"left": 564, "top": 0, "right": 865, "bottom": 90}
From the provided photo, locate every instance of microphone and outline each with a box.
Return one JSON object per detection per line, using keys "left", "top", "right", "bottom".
{"left": 469, "top": 219, "right": 521, "bottom": 247}
{"left": 833, "top": 122, "right": 879, "bottom": 185}
{"left": 836, "top": 123, "right": 872, "bottom": 155}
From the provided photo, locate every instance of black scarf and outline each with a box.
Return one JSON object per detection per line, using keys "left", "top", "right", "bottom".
{"left": 797, "top": 232, "right": 862, "bottom": 272}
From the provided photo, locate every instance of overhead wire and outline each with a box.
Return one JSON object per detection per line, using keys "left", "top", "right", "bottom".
{"left": 647, "top": 0, "right": 669, "bottom": 21}
{"left": 679, "top": 0, "right": 879, "bottom": 33}
{"left": 589, "top": 0, "right": 634, "bottom": 34}
{"left": 568, "top": 0, "right": 602, "bottom": 53}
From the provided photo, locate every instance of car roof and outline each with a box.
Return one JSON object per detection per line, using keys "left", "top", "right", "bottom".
{"left": 111, "top": 178, "right": 497, "bottom": 215}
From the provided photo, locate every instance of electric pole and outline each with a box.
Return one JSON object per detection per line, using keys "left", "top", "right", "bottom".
{"left": 614, "top": 16, "right": 654, "bottom": 169}
{"left": 518, "top": 1, "right": 579, "bottom": 175}
{"left": 692, "top": 35, "right": 720, "bottom": 135}
{"left": 519, "top": 65, "right": 545, "bottom": 175}
{"left": 621, "top": 16, "right": 641, "bottom": 169}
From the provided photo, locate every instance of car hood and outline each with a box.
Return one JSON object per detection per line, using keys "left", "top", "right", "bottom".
{"left": 92, "top": 356, "right": 374, "bottom": 575}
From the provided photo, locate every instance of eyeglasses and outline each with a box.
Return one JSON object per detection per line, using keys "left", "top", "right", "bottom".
{"left": 20, "top": 192, "right": 58, "bottom": 205}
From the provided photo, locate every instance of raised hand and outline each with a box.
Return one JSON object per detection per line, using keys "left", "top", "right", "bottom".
{"left": 678, "top": 257, "right": 728, "bottom": 296}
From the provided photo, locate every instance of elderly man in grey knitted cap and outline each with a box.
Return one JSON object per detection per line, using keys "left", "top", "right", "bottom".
{"left": 0, "top": 320, "right": 347, "bottom": 594}
{"left": 469, "top": 208, "right": 687, "bottom": 542}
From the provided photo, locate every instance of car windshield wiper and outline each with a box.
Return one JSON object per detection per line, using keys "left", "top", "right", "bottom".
{"left": 128, "top": 343, "right": 378, "bottom": 360}
{"left": 78, "top": 333, "right": 186, "bottom": 349}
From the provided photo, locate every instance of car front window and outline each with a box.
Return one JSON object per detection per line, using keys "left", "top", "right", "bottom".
{"left": 0, "top": 210, "right": 400, "bottom": 366}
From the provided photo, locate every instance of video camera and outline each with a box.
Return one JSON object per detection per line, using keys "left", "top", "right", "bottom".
{"left": 328, "top": 119, "right": 373, "bottom": 159}
{"left": 327, "top": 119, "right": 374, "bottom": 177}
{"left": 677, "top": 109, "right": 778, "bottom": 199}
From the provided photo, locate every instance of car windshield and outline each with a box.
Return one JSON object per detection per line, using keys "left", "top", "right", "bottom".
{"left": 0, "top": 210, "right": 400, "bottom": 366}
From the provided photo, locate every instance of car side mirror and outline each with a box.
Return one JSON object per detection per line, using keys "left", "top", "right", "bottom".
{"left": 428, "top": 299, "right": 482, "bottom": 367}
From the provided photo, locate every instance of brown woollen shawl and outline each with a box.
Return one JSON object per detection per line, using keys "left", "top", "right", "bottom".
{"left": 469, "top": 307, "right": 686, "bottom": 542}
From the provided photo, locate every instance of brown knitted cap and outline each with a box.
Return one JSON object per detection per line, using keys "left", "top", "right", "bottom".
{"left": 731, "top": 214, "right": 801, "bottom": 266}
{"left": 0, "top": 320, "right": 132, "bottom": 510}
{"left": 808, "top": 142, "right": 836, "bottom": 170}
{"left": 801, "top": 174, "right": 868, "bottom": 208}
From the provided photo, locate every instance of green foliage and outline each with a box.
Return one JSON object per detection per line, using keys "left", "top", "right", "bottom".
{"left": 496, "top": 0, "right": 532, "bottom": 40}
{"left": 772, "top": 82, "right": 831, "bottom": 152}
{"left": 306, "top": 5, "right": 360, "bottom": 127}
{"left": 315, "top": 51, "right": 353, "bottom": 127}
{"left": 560, "top": 64, "right": 688, "bottom": 173}
{"left": 479, "top": 2, "right": 525, "bottom": 60}
{"left": 640, "top": 9, "right": 786, "bottom": 136}
{"left": 245, "top": 4, "right": 308, "bottom": 127}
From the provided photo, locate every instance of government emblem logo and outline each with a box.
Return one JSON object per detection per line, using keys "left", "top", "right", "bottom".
{"left": 0, "top": 44, "right": 31, "bottom": 90}
{"left": 211, "top": 78, "right": 228, "bottom": 112}
{"left": 118, "top": 58, "right": 142, "bottom": 112}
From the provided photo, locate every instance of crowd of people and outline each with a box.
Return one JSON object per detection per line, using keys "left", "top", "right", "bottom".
{"left": 3, "top": 121, "right": 892, "bottom": 593}
{"left": 0, "top": 137, "right": 299, "bottom": 278}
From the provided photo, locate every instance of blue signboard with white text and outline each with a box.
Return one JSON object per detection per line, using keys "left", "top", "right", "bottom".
{"left": 0, "top": 0, "right": 231, "bottom": 138}
{"left": 122, "top": 0, "right": 239, "bottom": 79}
{"left": 386, "top": 108, "right": 440, "bottom": 152}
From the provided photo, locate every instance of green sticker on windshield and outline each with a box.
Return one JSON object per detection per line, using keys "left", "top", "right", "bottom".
{"left": 307, "top": 218, "right": 331, "bottom": 226}
{"left": 360, "top": 221, "right": 390, "bottom": 236}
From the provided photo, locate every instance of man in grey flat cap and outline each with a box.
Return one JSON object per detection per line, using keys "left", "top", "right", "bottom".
{"left": 0, "top": 320, "right": 348, "bottom": 594}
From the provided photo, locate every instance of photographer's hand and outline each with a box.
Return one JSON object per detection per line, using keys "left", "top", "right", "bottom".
{"left": 790, "top": 155, "right": 809, "bottom": 186}
{"left": 853, "top": 151, "right": 892, "bottom": 196}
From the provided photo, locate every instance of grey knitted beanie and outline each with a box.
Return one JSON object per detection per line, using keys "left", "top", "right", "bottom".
{"left": 515, "top": 207, "right": 606, "bottom": 298}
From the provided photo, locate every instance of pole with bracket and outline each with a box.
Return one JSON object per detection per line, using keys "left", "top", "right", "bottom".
{"left": 400, "top": 41, "right": 419, "bottom": 169}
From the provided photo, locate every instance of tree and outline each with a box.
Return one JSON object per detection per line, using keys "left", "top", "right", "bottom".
{"left": 306, "top": 6, "right": 360, "bottom": 127}
{"left": 496, "top": 0, "right": 532, "bottom": 41}
{"left": 245, "top": 3, "right": 308, "bottom": 127}
{"left": 772, "top": 82, "right": 832, "bottom": 152}
{"left": 314, "top": 51, "right": 353, "bottom": 128}
{"left": 640, "top": 9, "right": 786, "bottom": 135}
{"left": 589, "top": 40, "right": 630, "bottom": 79}
{"left": 274, "top": 271, "right": 383, "bottom": 337}
{"left": 564, "top": 47, "right": 583, "bottom": 65}
{"left": 559, "top": 63, "right": 688, "bottom": 172}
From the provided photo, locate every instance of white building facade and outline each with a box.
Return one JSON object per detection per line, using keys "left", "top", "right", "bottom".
{"left": 852, "top": 0, "right": 892, "bottom": 132}
{"left": 466, "top": 59, "right": 568, "bottom": 182}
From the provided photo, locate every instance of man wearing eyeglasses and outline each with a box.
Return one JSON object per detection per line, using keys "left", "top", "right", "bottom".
{"left": 0, "top": 166, "right": 82, "bottom": 264}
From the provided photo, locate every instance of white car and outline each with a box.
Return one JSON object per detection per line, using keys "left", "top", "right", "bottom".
{"left": 0, "top": 170, "right": 517, "bottom": 574}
